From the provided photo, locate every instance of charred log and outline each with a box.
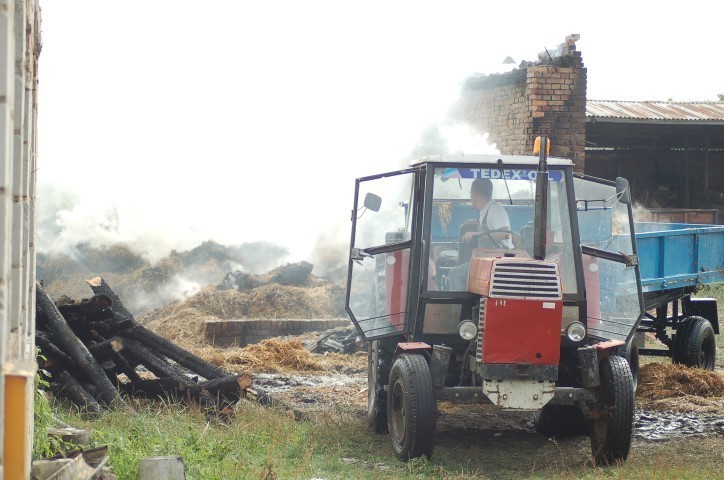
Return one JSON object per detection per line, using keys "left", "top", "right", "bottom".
{"left": 35, "top": 330, "right": 74, "bottom": 368}
{"left": 121, "top": 337, "right": 190, "bottom": 384}
{"left": 110, "top": 350, "right": 142, "bottom": 383}
{"left": 192, "top": 373, "right": 251, "bottom": 404}
{"left": 123, "top": 325, "right": 225, "bottom": 381}
{"left": 87, "top": 277, "right": 226, "bottom": 380}
{"left": 120, "top": 374, "right": 250, "bottom": 406}
{"left": 36, "top": 283, "right": 123, "bottom": 407}
{"left": 85, "top": 277, "right": 134, "bottom": 320}
{"left": 54, "top": 370, "right": 102, "bottom": 415}
{"left": 87, "top": 337, "right": 124, "bottom": 360}
{"left": 57, "top": 294, "right": 113, "bottom": 320}
{"left": 119, "top": 377, "right": 191, "bottom": 401}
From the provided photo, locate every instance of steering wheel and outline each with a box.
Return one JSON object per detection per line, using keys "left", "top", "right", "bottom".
{"left": 477, "top": 227, "right": 519, "bottom": 249}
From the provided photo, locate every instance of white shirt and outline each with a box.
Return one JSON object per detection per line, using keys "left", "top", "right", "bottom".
{"left": 478, "top": 200, "right": 514, "bottom": 249}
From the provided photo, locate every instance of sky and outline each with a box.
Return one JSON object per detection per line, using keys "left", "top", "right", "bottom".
{"left": 36, "top": 1, "right": 724, "bottom": 271}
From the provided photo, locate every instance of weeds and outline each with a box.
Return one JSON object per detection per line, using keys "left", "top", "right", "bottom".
{"left": 33, "top": 350, "right": 81, "bottom": 460}
{"left": 33, "top": 355, "right": 55, "bottom": 460}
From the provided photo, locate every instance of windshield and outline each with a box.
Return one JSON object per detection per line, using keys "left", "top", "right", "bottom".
{"left": 428, "top": 166, "right": 577, "bottom": 294}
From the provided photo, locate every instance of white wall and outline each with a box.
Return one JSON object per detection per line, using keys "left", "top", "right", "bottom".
{"left": 0, "top": 0, "right": 40, "bottom": 477}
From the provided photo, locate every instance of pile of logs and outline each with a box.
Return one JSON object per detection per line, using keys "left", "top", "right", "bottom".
{"left": 36, "top": 277, "right": 251, "bottom": 416}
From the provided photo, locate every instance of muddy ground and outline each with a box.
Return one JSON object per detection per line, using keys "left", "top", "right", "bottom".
{"left": 250, "top": 342, "right": 724, "bottom": 440}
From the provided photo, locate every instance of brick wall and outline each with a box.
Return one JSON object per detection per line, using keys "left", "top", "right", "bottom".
{"left": 455, "top": 40, "right": 587, "bottom": 172}
{"left": 205, "top": 318, "right": 351, "bottom": 347}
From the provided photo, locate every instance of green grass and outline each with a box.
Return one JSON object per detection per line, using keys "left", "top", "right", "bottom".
{"left": 47, "top": 398, "right": 724, "bottom": 480}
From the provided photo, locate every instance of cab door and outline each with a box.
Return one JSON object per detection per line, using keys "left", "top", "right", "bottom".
{"left": 574, "top": 175, "right": 644, "bottom": 342}
{"left": 345, "top": 168, "right": 420, "bottom": 341}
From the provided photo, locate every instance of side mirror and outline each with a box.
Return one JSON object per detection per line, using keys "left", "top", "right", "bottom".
{"left": 615, "top": 177, "right": 631, "bottom": 205}
{"left": 363, "top": 193, "right": 382, "bottom": 212}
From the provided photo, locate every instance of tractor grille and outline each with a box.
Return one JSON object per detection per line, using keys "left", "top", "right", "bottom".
{"left": 489, "top": 261, "right": 561, "bottom": 300}
{"left": 476, "top": 297, "right": 485, "bottom": 364}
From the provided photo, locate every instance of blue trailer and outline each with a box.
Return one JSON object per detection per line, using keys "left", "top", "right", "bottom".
{"left": 632, "top": 222, "right": 723, "bottom": 369}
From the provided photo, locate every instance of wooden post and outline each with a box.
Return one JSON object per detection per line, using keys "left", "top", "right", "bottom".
{"left": 704, "top": 131, "right": 710, "bottom": 206}
{"left": 684, "top": 136, "right": 690, "bottom": 209}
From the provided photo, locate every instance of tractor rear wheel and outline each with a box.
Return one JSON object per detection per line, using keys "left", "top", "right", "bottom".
{"left": 534, "top": 405, "right": 588, "bottom": 438}
{"left": 589, "top": 355, "right": 634, "bottom": 465}
{"left": 367, "top": 339, "right": 394, "bottom": 433}
{"left": 672, "top": 316, "right": 716, "bottom": 371}
{"left": 388, "top": 353, "right": 436, "bottom": 461}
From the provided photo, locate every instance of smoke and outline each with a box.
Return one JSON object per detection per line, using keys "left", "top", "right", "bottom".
{"left": 407, "top": 124, "right": 499, "bottom": 160}
{"left": 310, "top": 225, "right": 349, "bottom": 283}
{"left": 631, "top": 202, "right": 655, "bottom": 223}
{"left": 36, "top": 179, "right": 293, "bottom": 313}
{"left": 37, "top": 181, "right": 190, "bottom": 262}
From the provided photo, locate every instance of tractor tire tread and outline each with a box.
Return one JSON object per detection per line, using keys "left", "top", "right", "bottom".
{"left": 673, "top": 316, "right": 716, "bottom": 370}
{"left": 388, "top": 353, "right": 436, "bottom": 460}
{"left": 591, "top": 355, "right": 634, "bottom": 465}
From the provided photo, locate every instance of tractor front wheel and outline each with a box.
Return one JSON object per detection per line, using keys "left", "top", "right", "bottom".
{"left": 614, "top": 338, "right": 640, "bottom": 393}
{"left": 589, "top": 355, "right": 634, "bottom": 465}
{"left": 388, "top": 353, "right": 436, "bottom": 461}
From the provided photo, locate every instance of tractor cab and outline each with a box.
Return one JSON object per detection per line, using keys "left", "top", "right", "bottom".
{"left": 345, "top": 143, "right": 644, "bottom": 465}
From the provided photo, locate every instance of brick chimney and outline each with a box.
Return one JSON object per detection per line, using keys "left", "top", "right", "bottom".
{"left": 454, "top": 35, "right": 587, "bottom": 172}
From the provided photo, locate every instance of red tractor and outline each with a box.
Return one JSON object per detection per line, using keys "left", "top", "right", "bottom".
{"left": 345, "top": 138, "right": 642, "bottom": 464}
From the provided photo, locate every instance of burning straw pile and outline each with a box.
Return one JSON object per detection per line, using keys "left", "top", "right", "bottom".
{"left": 35, "top": 277, "right": 251, "bottom": 415}
{"left": 637, "top": 362, "right": 724, "bottom": 413}
{"left": 195, "top": 338, "right": 325, "bottom": 373}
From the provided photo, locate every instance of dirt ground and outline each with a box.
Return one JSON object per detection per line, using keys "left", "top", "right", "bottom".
{"left": 242, "top": 342, "right": 724, "bottom": 478}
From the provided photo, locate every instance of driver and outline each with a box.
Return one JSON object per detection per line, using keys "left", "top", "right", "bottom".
{"left": 449, "top": 178, "right": 512, "bottom": 290}
{"left": 463, "top": 178, "right": 513, "bottom": 250}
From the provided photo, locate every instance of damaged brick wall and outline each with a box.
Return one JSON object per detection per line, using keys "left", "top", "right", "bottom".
{"left": 455, "top": 39, "right": 587, "bottom": 171}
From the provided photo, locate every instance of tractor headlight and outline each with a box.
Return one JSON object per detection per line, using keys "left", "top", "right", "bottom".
{"left": 458, "top": 320, "right": 478, "bottom": 341}
{"left": 566, "top": 321, "right": 586, "bottom": 342}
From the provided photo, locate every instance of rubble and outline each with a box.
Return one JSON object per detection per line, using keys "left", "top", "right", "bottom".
{"left": 304, "top": 326, "right": 363, "bottom": 354}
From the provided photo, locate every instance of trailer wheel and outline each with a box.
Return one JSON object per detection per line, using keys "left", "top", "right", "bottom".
{"left": 387, "top": 353, "right": 436, "bottom": 461}
{"left": 672, "top": 316, "right": 716, "bottom": 371}
{"left": 614, "top": 339, "right": 640, "bottom": 393}
{"left": 589, "top": 355, "right": 634, "bottom": 465}
{"left": 534, "top": 405, "right": 588, "bottom": 438}
{"left": 367, "top": 340, "right": 394, "bottom": 433}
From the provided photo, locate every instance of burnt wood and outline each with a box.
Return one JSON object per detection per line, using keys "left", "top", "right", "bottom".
{"left": 87, "top": 277, "right": 226, "bottom": 380}
{"left": 54, "top": 370, "right": 102, "bottom": 415}
{"left": 37, "top": 283, "right": 123, "bottom": 407}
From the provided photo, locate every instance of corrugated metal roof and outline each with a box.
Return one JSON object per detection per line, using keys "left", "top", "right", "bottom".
{"left": 586, "top": 100, "right": 724, "bottom": 123}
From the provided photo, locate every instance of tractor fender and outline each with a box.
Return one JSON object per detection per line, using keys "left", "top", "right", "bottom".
{"left": 394, "top": 342, "right": 432, "bottom": 360}
{"left": 578, "top": 340, "right": 629, "bottom": 389}
{"left": 594, "top": 339, "right": 626, "bottom": 360}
